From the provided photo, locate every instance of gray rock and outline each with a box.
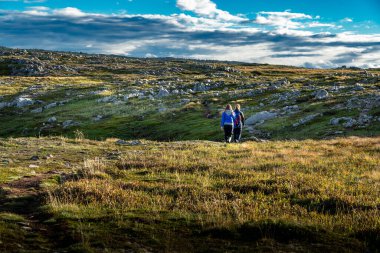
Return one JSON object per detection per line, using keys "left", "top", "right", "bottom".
{"left": 44, "top": 102, "right": 57, "bottom": 110}
{"left": 158, "top": 107, "right": 167, "bottom": 113}
{"left": 330, "top": 117, "right": 356, "bottom": 128}
{"left": 31, "top": 107, "right": 43, "bottom": 113}
{"left": 0, "top": 102, "right": 8, "bottom": 109}
{"left": 93, "top": 115, "right": 103, "bottom": 122}
{"left": 246, "top": 111, "right": 277, "bottom": 125}
{"left": 62, "top": 120, "right": 80, "bottom": 129}
{"left": 47, "top": 117, "right": 57, "bottom": 123}
{"left": 115, "top": 140, "right": 142, "bottom": 146}
{"left": 157, "top": 88, "right": 170, "bottom": 98}
{"left": 293, "top": 113, "right": 322, "bottom": 127}
{"left": 353, "top": 83, "right": 365, "bottom": 91}
{"left": 315, "top": 89, "right": 329, "bottom": 100}
{"left": 15, "top": 97, "right": 34, "bottom": 108}
{"left": 97, "top": 96, "right": 117, "bottom": 103}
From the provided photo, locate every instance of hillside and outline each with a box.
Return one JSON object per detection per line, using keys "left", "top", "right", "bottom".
{"left": 0, "top": 47, "right": 379, "bottom": 141}
{"left": 0, "top": 47, "right": 379, "bottom": 253}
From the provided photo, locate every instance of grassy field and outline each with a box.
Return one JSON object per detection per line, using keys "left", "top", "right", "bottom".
{"left": 0, "top": 136, "right": 379, "bottom": 252}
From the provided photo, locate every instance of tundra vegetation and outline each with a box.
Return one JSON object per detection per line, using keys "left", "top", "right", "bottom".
{"left": 0, "top": 47, "right": 379, "bottom": 252}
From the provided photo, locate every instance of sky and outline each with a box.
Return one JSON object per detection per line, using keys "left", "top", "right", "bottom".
{"left": 0, "top": 0, "right": 380, "bottom": 68}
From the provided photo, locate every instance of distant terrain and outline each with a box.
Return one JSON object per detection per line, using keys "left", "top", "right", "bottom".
{"left": 0, "top": 47, "right": 379, "bottom": 253}
{"left": 0, "top": 47, "right": 379, "bottom": 141}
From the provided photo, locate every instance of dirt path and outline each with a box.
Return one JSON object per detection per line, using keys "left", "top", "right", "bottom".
{"left": 0, "top": 171, "right": 75, "bottom": 252}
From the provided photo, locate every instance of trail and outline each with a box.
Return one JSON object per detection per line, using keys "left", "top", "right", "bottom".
{"left": 0, "top": 171, "right": 75, "bottom": 252}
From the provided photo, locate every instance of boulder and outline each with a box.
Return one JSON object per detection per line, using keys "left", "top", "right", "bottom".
{"left": 315, "top": 89, "right": 329, "bottom": 100}
{"left": 47, "top": 117, "right": 57, "bottom": 123}
{"left": 97, "top": 96, "right": 117, "bottom": 103}
{"left": 157, "top": 88, "right": 170, "bottom": 98}
{"left": 62, "top": 120, "right": 80, "bottom": 129}
{"left": 31, "top": 107, "right": 43, "bottom": 113}
{"left": 0, "top": 102, "right": 10, "bottom": 109}
{"left": 353, "top": 83, "right": 365, "bottom": 91}
{"left": 15, "top": 97, "right": 34, "bottom": 108}
{"left": 44, "top": 102, "right": 58, "bottom": 110}
{"left": 115, "top": 140, "right": 142, "bottom": 146}
{"left": 245, "top": 111, "right": 277, "bottom": 125}
{"left": 293, "top": 113, "right": 322, "bottom": 127}
{"left": 330, "top": 117, "right": 356, "bottom": 128}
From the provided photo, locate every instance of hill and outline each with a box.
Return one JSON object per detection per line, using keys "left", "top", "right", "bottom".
{"left": 0, "top": 47, "right": 379, "bottom": 252}
{"left": 0, "top": 47, "right": 379, "bottom": 141}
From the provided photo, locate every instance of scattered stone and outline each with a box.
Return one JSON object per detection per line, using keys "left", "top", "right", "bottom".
{"left": 47, "top": 117, "right": 57, "bottom": 123}
{"left": 93, "top": 115, "right": 103, "bottom": 121}
{"left": 31, "top": 107, "right": 43, "bottom": 113}
{"left": 30, "top": 155, "right": 39, "bottom": 161}
{"left": 157, "top": 88, "right": 170, "bottom": 98}
{"left": 353, "top": 83, "right": 365, "bottom": 91}
{"left": 314, "top": 89, "right": 329, "bottom": 100}
{"left": 62, "top": 120, "right": 80, "bottom": 129}
{"left": 245, "top": 111, "right": 277, "bottom": 125}
{"left": 97, "top": 96, "right": 117, "bottom": 103}
{"left": 15, "top": 97, "right": 34, "bottom": 108}
{"left": 44, "top": 102, "right": 58, "bottom": 110}
{"left": 29, "top": 164, "right": 39, "bottom": 168}
{"left": 115, "top": 140, "right": 142, "bottom": 146}
{"left": 293, "top": 113, "right": 322, "bottom": 127}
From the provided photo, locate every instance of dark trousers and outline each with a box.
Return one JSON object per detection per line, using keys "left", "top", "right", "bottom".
{"left": 234, "top": 127, "right": 242, "bottom": 142}
{"left": 224, "top": 125, "right": 233, "bottom": 143}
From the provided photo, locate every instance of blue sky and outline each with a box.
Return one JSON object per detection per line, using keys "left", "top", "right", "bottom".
{"left": 1, "top": 0, "right": 380, "bottom": 68}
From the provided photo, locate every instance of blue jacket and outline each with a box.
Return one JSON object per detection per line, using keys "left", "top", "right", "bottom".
{"left": 221, "top": 110, "right": 235, "bottom": 127}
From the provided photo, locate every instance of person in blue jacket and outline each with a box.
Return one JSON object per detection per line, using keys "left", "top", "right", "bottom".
{"left": 220, "top": 104, "right": 235, "bottom": 143}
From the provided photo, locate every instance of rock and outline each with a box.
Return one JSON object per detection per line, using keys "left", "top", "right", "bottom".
{"left": 62, "top": 120, "right": 80, "bottom": 129}
{"left": 29, "top": 164, "right": 39, "bottom": 168}
{"left": 293, "top": 113, "right": 322, "bottom": 127}
{"left": 315, "top": 89, "right": 329, "bottom": 100}
{"left": 30, "top": 155, "right": 39, "bottom": 161}
{"left": 353, "top": 83, "right": 365, "bottom": 91}
{"left": 44, "top": 102, "right": 57, "bottom": 109}
{"left": 343, "top": 118, "right": 357, "bottom": 128}
{"left": 330, "top": 117, "right": 356, "bottom": 128}
{"left": 158, "top": 107, "right": 167, "bottom": 113}
{"left": 31, "top": 107, "right": 43, "bottom": 113}
{"left": 281, "top": 105, "right": 299, "bottom": 115}
{"left": 193, "top": 83, "right": 208, "bottom": 92}
{"left": 115, "top": 140, "right": 142, "bottom": 146}
{"left": 180, "top": 99, "right": 191, "bottom": 104}
{"left": 245, "top": 111, "right": 277, "bottom": 125}
{"left": 15, "top": 97, "right": 34, "bottom": 107}
{"left": 47, "top": 117, "right": 57, "bottom": 123}
{"left": 43, "top": 154, "right": 54, "bottom": 159}
{"left": 97, "top": 96, "right": 117, "bottom": 103}
{"left": 0, "top": 102, "right": 10, "bottom": 109}
{"left": 157, "top": 88, "right": 170, "bottom": 98}
{"left": 93, "top": 115, "right": 103, "bottom": 121}
{"left": 357, "top": 114, "right": 373, "bottom": 126}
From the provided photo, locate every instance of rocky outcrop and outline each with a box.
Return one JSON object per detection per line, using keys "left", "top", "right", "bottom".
{"left": 246, "top": 111, "right": 277, "bottom": 125}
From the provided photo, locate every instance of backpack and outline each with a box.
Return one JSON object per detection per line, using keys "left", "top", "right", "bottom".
{"left": 234, "top": 111, "right": 242, "bottom": 127}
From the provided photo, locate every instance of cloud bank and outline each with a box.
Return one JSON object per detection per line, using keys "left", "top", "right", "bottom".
{"left": 0, "top": 0, "right": 379, "bottom": 68}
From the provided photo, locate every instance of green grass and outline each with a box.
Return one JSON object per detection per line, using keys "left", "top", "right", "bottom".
{"left": 0, "top": 136, "right": 379, "bottom": 252}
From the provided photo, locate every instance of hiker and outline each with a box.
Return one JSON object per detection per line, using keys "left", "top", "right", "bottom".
{"left": 233, "top": 104, "right": 245, "bottom": 143}
{"left": 220, "top": 104, "right": 235, "bottom": 143}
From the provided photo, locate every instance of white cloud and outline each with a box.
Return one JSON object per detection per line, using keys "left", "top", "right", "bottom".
{"left": 176, "top": 0, "right": 246, "bottom": 22}
{"left": 1, "top": 6, "right": 380, "bottom": 68}
{"left": 23, "top": 6, "right": 49, "bottom": 16}
{"left": 255, "top": 11, "right": 312, "bottom": 31}
{"left": 341, "top": 17, "right": 353, "bottom": 23}
{"left": 52, "top": 7, "right": 86, "bottom": 17}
